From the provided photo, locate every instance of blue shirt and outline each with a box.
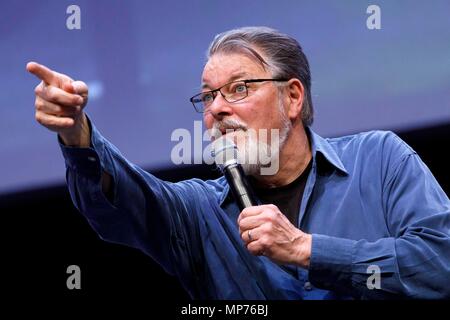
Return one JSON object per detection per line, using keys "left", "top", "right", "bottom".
{"left": 59, "top": 119, "right": 450, "bottom": 299}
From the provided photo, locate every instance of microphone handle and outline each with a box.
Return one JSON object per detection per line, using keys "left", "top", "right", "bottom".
{"left": 223, "top": 163, "right": 257, "bottom": 211}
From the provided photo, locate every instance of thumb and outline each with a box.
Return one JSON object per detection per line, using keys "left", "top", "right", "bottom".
{"left": 63, "top": 80, "right": 88, "bottom": 97}
{"left": 71, "top": 80, "right": 89, "bottom": 97}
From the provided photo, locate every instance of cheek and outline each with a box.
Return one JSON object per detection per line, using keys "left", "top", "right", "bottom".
{"left": 235, "top": 99, "right": 261, "bottom": 116}
{"left": 240, "top": 99, "right": 273, "bottom": 126}
{"left": 204, "top": 114, "right": 214, "bottom": 129}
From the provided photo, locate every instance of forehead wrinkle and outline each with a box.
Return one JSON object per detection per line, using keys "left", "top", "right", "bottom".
{"left": 201, "top": 54, "right": 268, "bottom": 90}
{"left": 201, "top": 71, "right": 252, "bottom": 90}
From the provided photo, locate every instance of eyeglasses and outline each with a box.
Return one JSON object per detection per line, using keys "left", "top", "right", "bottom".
{"left": 189, "top": 78, "right": 288, "bottom": 113}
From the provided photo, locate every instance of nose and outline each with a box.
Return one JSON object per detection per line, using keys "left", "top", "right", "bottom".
{"left": 207, "top": 93, "right": 234, "bottom": 120}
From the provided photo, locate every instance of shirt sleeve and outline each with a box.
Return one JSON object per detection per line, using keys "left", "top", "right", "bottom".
{"left": 58, "top": 116, "right": 205, "bottom": 296}
{"left": 308, "top": 135, "right": 450, "bottom": 299}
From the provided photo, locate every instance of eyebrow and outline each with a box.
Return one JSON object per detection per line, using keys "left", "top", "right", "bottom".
{"left": 201, "top": 72, "right": 251, "bottom": 90}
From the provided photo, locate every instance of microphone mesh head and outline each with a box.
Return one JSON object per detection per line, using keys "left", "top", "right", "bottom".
{"left": 211, "top": 138, "right": 238, "bottom": 170}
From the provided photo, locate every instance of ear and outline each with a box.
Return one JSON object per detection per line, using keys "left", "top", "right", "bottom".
{"left": 284, "top": 78, "right": 304, "bottom": 121}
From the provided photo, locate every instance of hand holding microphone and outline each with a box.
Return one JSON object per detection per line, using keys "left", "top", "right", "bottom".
{"left": 213, "top": 138, "right": 312, "bottom": 267}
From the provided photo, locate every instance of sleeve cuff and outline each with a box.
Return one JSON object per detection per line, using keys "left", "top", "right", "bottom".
{"left": 308, "top": 234, "right": 355, "bottom": 290}
{"left": 58, "top": 114, "right": 107, "bottom": 177}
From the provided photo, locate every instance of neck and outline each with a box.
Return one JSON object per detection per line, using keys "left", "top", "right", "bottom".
{"left": 251, "top": 123, "right": 312, "bottom": 188}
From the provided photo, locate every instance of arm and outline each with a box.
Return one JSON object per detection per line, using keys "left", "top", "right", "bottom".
{"left": 59, "top": 118, "right": 202, "bottom": 277}
{"left": 309, "top": 139, "right": 450, "bottom": 299}
{"left": 27, "top": 62, "right": 204, "bottom": 295}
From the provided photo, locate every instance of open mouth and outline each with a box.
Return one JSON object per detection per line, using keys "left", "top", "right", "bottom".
{"left": 220, "top": 127, "right": 245, "bottom": 135}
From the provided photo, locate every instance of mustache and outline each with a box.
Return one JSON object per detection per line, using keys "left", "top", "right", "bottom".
{"left": 212, "top": 118, "right": 248, "bottom": 132}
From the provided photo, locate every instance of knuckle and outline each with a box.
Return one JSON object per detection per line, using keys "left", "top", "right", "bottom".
{"left": 35, "top": 112, "right": 43, "bottom": 124}
{"left": 55, "top": 105, "right": 63, "bottom": 114}
{"left": 260, "top": 236, "right": 270, "bottom": 247}
{"left": 35, "top": 99, "right": 44, "bottom": 111}
{"left": 48, "top": 118, "right": 58, "bottom": 127}
{"left": 266, "top": 210, "right": 277, "bottom": 221}
{"left": 276, "top": 211, "right": 285, "bottom": 221}
{"left": 263, "top": 223, "right": 273, "bottom": 233}
{"left": 34, "top": 85, "right": 42, "bottom": 95}
{"left": 45, "top": 89, "right": 55, "bottom": 101}
{"left": 264, "top": 236, "right": 274, "bottom": 247}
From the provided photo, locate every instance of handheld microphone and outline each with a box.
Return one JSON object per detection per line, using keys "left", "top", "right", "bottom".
{"left": 212, "top": 138, "right": 257, "bottom": 211}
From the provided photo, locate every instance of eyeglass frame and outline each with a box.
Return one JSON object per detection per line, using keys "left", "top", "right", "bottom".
{"left": 189, "top": 78, "right": 289, "bottom": 113}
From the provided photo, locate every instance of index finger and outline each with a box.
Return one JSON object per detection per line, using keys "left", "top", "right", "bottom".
{"left": 26, "top": 62, "right": 57, "bottom": 85}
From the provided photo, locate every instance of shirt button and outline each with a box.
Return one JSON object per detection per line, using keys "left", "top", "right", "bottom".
{"left": 304, "top": 281, "right": 313, "bottom": 291}
{"left": 87, "top": 156, "right": 96, "bottom": 162}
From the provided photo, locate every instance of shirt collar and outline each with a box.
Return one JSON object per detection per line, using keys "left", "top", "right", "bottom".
{"left": 306, "top": 127, "right": 349, "bottom": 176}
{"left": 217, "top": 126, "right": 349, "bottom": 206}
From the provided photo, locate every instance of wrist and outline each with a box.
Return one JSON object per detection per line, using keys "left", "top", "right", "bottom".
{"left": 60, "top": 113, "right": 90, "bottom": 147}
{"left": 295, "top": 232, "right": 312, "bottom": 269}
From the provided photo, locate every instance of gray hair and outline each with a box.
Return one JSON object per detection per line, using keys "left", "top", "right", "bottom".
{"left": 207, "top": 26, "right": 314, "bottom": 127}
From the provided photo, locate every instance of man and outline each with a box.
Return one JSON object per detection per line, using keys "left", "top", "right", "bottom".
{"left": 27, "top": 27, "right": 450, "bottom": 299}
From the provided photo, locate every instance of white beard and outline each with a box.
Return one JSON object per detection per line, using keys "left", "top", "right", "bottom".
{"left": 209, "top": 103, "right": 292, "bottom": 176}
